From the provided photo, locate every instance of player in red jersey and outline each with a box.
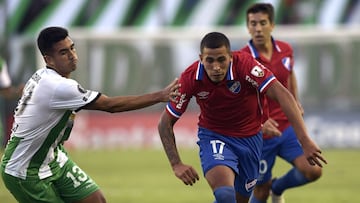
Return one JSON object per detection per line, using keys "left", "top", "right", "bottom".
{"left": 241, "top": 3, "right": 324, "bottom": 203}
{"left": 158, "top": 32, "right": 326, "bottom": 203}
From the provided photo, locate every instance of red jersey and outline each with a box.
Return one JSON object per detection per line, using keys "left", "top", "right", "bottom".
{"left": 166, "top": 51, "right": 276, "bottom": 138}
{"left": 240, "top": 38, "right": 294, "bottom": 138}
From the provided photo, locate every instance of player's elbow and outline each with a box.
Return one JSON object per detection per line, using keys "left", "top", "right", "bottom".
{"left": 99, "top": 100, "right": 123, "bottom": 113}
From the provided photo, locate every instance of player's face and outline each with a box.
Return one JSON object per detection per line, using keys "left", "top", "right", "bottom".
{"left": 200, "top": 45, "right": 232, "bottom": 83}
{"left": 45, "top": 37, "right": 78, "bottom": 78}
{"left": 247, "top": 12, "right": 274, "bottom": 46}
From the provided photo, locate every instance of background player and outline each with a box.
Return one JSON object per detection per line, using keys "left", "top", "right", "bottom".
{"left": 158, "top": 32, "right": 326, "bottom": 203}
{"left": 0, "top": 26, "right": 180, "bottom": 203}
{"left": 240, "top": 3, "right": 323, "bottom": 203}
{"left": 0, "top": 57, "right": 15, "bottom": 99}
{"left": 0, "top": 56, "right": 23, "bottom": 147}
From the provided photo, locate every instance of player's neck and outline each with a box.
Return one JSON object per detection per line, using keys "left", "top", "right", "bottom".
{"left": 46, "top": 66, "right": 70, "bottom": 78}
{"left": 255, "top": 41, "right": 273, "bottom": 60}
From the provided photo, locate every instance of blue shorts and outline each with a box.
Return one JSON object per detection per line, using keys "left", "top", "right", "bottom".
{"left": 257, "top": 125, "right": 304, "bottom": 184}
{"left": 196, "top": 127, "right": 262, "bottom": 197}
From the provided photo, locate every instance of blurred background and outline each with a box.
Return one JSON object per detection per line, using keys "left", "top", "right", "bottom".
{"left": 1, "top": 0, "right": 360, "bottom": 149}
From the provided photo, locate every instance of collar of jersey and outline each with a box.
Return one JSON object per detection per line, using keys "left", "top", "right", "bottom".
{"left": 247, "top": 36, "right": 281, "bottom": 59}
{"left": 195, "top": 61, "right": 234, "bottom": 81}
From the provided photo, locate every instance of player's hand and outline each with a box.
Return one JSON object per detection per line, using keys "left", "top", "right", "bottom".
{"left": 262, "top": 118, "right": 281, "bottom": 136}
{"left": 162, "top": 78, "right": 181, "bottom": 103}
{"left": 301, "top": 139, "right": 328, "bottom": 167}
{"left": 172, "top": 163, "right": 199, "bottom": 186}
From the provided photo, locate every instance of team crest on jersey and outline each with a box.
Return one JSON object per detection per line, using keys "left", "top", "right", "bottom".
{"left": 77, "top": 84, "right": 87, "bottom": 94}
{"left": 251, "top": 65, "right": 264, "bottom": 77}
{"left": 227, "top": 81, "right": 241, "bottom": 93}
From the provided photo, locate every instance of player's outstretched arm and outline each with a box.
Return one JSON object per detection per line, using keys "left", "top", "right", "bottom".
{"left": 158, "top": 110, "right": 200, "bottom": 186}
{"left": 84, "top": 78, "right": 180, "bottom": 112}
{"left": 265, "top": 81, "right": 328, "bottom": 167}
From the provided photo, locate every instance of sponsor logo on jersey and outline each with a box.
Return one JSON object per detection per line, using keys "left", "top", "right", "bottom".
{"left": 197, "top": 91, "right": 209, "bottom": 99}
{"left": 176, "top": 93, "right": 187, "bottom": 109}
{"left": 227, "top": 81, "right": 241, "bottom": 93}
{"left": 31, "top": 73, "right": 41, "bottom": 83}
{"left": 251, "top": 65, "right": 264, "bottom": 77}
{"left": 245, "top": 75, "right": 259, "bottom": 87}
{"left": 245, "top": 179, "right": 257, "bottom": 192}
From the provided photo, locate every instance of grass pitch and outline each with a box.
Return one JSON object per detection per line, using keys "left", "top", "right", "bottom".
{"left": 0, "top": 148, "right": 359, "bottom": 203}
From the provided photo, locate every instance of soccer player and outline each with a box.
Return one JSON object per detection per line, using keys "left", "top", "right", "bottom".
{"left": 157, "top": 32, "right": 326, "bottom": 203}
{"left": 0, "top": 57, "right": 23, "bottom": 147}
{"left": 0, "top": 56, "right": 23, "bottom": 99}
{"left": 0, "top": 26, "right": 180, "bottom": 203}
{"left": 240, "top": 3, "right": 324, "bottom": 203}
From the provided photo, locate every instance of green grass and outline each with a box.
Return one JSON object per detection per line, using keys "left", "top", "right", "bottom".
{"left": 1, "top": 148, "right": 359, "bottom": 203}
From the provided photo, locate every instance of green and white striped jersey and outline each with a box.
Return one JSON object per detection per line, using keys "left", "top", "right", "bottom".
{"left": 0, "top": 57, "right": 11, "bottom": 88}
{"left": 1, "top": 67, "right": 100, "bottom": 180}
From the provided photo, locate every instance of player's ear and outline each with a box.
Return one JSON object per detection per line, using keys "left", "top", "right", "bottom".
{"left": 270, "top": 22, "right": 275, "bottom": 30}
{"left": 44, "top": 55, "right": 54, "bottom": 67}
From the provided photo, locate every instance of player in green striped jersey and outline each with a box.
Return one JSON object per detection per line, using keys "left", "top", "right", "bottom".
{"left": 0, "top": 26, "right": 180, "bottom": 203}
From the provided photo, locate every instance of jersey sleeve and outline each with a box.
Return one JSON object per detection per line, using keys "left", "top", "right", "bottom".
{"left": 165, "top": 69, "right": 194, "bottom": 119}
{"left": 241, "top": 53, "right": 276, "bottom": 93}
{"left": 50, "top": 78, "right": 100, "bottom": 110}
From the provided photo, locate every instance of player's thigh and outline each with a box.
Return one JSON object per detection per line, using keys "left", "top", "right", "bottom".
{"left": 205, "top": 165, "right": 235, "bottom": 190}
{"left": 197, "top": 128, "right": 239, "bottom": 177}
{"left": 73, "top": 190, "right": 106, "bottom": 203}
{"left": 1, "top": 171, "right": 64, "bottom": 203}
{"left": 197, "top": 128, "right": 262, "bottom": 197}
{"left": 55, "top": 159, "right": 104, "bottom": 203}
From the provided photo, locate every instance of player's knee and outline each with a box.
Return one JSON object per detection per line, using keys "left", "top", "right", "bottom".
{"left": 306, "top": 166, "right": 322, "bottom": 181}
{"left": 82, "top": 190, "right": 107, "bottom": 203}
{"left": 100, "top": 195, "right": 106, "bottom": 203}
{"left": 98, "top": 192, "right": 106, "bottom": 203}
{"left": 213, "top": 186, "right": 236, "bottom": 203}
{"left": 296, "top": 157, "right": 323, "bottom": 182}
{"left": 300, "top": 165, "right": 322, "bottom": 182}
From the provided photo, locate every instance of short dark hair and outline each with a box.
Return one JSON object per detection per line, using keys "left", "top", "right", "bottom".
{"left": 246, "top": 3, "right": 275, "bottom": 24}
{"left": 37, "top": 26, "right": 69, "bottom": 56}
{"left": 200, "top": 32, "right": 231, "bottom": 53}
